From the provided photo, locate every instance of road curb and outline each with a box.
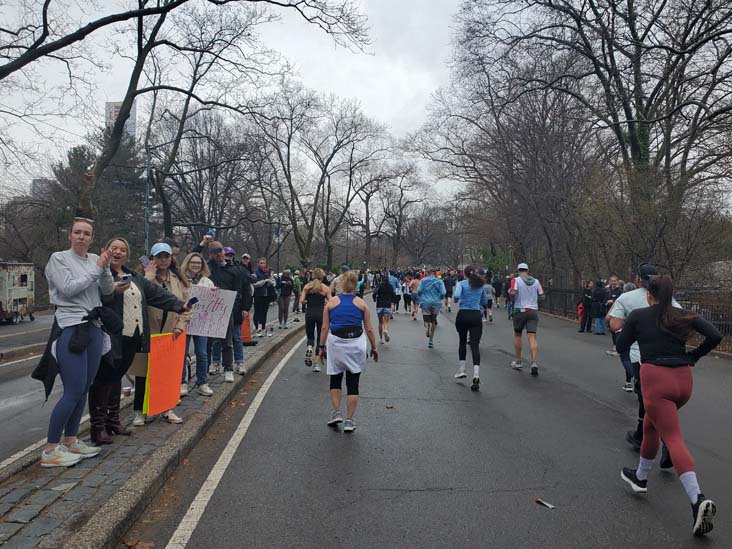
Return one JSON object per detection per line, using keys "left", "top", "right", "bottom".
{"left": 0, "top": 342, "right": 45, "bottom": 363}
{"left": 66, "top": 323, "right": 306, "bottom": 549}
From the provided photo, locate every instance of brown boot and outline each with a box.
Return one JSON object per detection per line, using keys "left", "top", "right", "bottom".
{"left": 89, "top": 384, "right": 113, "bottom": 445}
{"left": 106, "top": 381, "right": 131, "bottom": 436}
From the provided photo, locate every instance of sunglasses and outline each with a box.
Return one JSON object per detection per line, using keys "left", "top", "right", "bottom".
{"left": 210, "top": 247, "right": 224, "bottom": 253}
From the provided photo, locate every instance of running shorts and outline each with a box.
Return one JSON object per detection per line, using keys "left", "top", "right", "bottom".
{"left": 486, "top": 299, "right": 493, "bottom": 309}
{"left": 421, "top": 304, "right": 441, "bottom": 317}
{"left": 445, "top": 289, "right": 453, "bottom": 298}
{"left": 377, "top": 307, "right": 392, "bottom": 317}
{"left": 512, "top": 310, "right": 539, "bottom": 333}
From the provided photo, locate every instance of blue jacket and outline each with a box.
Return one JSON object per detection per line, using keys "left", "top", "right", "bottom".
{"left": 453, "top": 280, "right": 488, "bottom": 311}
{"left": 417, "top": 276, "right": 446, "bottom": 307}
{"left": 389, "top": 274, "right": 400, "bottom": 295}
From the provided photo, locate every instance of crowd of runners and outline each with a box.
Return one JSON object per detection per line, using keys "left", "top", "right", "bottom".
{"left": 37, "top": 216, "right": 723, "bottom": 538}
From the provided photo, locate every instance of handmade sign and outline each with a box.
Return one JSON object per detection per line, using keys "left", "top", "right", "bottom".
{"left": 185, "top": 286, "right": 237, "bottom": 338}
{"left": 143, "top": 331, "right": 187, "bottom": 416}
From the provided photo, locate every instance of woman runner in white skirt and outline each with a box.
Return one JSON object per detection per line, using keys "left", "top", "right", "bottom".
{"left": 318, "top": 271, "right": 378, "bottom": 432}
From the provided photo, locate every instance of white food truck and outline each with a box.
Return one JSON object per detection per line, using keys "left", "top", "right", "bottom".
{"left": 0, "top": 261, "right": 35, "bottom": 323}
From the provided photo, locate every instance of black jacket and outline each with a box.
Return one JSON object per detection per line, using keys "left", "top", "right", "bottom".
{"left": 591, "top": 286, "right": 607, "bottom": 317}
{"left": 373, "top": 284, "right": 395, "bottom": 308}
{"left": 101, "top": 268, "right": 185, "bottom": 356}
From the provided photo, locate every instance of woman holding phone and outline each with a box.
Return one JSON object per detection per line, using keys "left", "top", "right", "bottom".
{"left": 90, "top": 238, "right": 189, "bottom": 444}
{"left": 129, "top": 243, "right": 191, "bottom": 426}
{"left": 41, "top": 217, "right": 114, "bottom": 467}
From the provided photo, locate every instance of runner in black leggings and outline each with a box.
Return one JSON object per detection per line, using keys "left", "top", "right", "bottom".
{"left": 452, "top": 266, "right": 488, "bottom": 391}
{"left": 299, "top": 268, "right": 331, "bottom": 373}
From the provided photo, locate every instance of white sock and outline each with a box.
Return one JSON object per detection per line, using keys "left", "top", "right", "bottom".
{"left": 473, "top": 365, "right": 480, "bottom": 378}
{"left": 680, "top": 471, "right": 701, "bottom": 503}
{"left": 635, "top": 457, "right": 654, "bottom": 481}
{"left": 458, "top": 360, "right": 466, "bottom": 372}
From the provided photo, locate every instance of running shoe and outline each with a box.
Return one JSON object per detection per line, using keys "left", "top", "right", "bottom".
{"left": 328, "top": 410, "right": 343, "bottom": 426}
{"left": 180, "top": 383, "right": 189, "bottom": 397}
{"left": 660, "top": 445, "right": 673, "bottom": 469}
{"left": 489, "top": 315, "right": 493, "bottom": 322}
{"left": 40, "top": 445, "right": 83, "bottom": 468}
{"left": 305, "top": 346, "right": 313, "bottom": 367}
{"left": 67, "top": 439, "right": 102, "bottom": 459}
{"left": 197, "top": 384, "right": 214, "bottom": 396}
{"left": 691, "top": 494, "right": 716, "bottom": 536}
{"left": 621, "top": 467, "right": 647, "bottom": 493}
{"left": 530, "top": 363, "right": 539, "bottom": 377}
{"left": 235, "top": 362, "right": 248, "bottom": 375}
{"left": 625, "top": 430, "right": 642, "bottom": 451}
{"left": 448, "top": 306, "right": 451, "bottom": 312}
{"left": 313, "top": 364, "right": 321, "bottom": 372}
{"left": 622, "top": 382, "right": 634, "bottom": 392}
{"left": 224, "top": 371, "right": 234, "bottom": 383}
{"left": 384, "top": 332, "right": 390, "bottom": 342}
{"left": 454, "top": 368, "right": 467, "bottom": 379}
{"left": 428, "top": 340, "right": 433, "bottom": 349}
{"left": 163, "top": 411, "right": 183, "bottom": 424}
{"left": 208, "top": 362, "right": 222, "bottom": 376}
{"left": 511, "top": 360, "right": 523, "bottom": 370}
{"left": 132, "top": 412, "right": 145, "bottom": 427}
{"left": 470, "top": 377, "right": 480, "bottom": 391}
{"left": 343, "top": 418, "right": 356, "bottom": 432}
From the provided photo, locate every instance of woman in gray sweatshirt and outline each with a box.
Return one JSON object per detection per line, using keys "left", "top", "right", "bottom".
{"left": 41, "top": 218, "right": 115, "bottom": 468}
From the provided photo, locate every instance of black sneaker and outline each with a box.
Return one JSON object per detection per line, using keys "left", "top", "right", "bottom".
{"left": 470, "top": 377, "right": 480, "bottom": 391}
{"left": 625, "top": 430, "right": 642, "bottom": 451}
{"left": 691, "top": 494, "right": 716, "bottom": 536}
{"left": 659, "top": 445, "right": 673, "bottom": 469}
{"left": 621, "top": 467, "right": 647, "bottom": 493}
{"left": 530, "top": 363, "right": 539, "bottom": 377}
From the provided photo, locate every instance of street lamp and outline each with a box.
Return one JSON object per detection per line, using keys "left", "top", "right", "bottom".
{"left": 275, "top": 223, "right": 281, "bottom": 275}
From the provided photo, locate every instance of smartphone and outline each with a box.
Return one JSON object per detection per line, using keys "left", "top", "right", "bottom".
{"left": 119, "top": 274, "right": 131, "bottom": 282}
{"left": 186, "top": 297, "right": 199, "bottom": 307}
{"left": 139, "top": 255, "right": 150, "bottom": 268}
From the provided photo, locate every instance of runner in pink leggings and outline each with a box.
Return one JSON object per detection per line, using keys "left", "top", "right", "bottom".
{"left": 616, "top": 275, "right": 722, "bottom": 537}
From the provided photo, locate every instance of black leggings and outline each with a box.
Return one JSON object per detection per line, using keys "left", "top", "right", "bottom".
{"left": 305, "top": 312, "right": 323, "bottom": 347}
{"left": 253, "top": 296, "right": 270, "bottom": 329}
{"left": 455, "top": 309, "right": 483, "bottom": 365}
{"left": 330, "top": 371, "right": 361, "bottom": 395}
{"left": 403, "top": 294, "right": 412, "bottom": 310}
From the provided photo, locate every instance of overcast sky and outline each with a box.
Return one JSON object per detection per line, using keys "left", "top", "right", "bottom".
{"left": 1, "top": 0, "right": 458, "bottom": 191}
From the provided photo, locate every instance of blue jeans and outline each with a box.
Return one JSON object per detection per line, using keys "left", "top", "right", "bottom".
{"left": 48, "top": 324, "right": 103, "bottom": 443}
{"left": 594, "top": 317, "right": 606, "bottom": 334}
{"left": 184, "top": 334, "right": 209, "bottom": 386}
{"left": 620, "top": 350, "right": 633, "bottom": 383}
{"left": 211, "top": 324, "right": 244, "bottom": 363}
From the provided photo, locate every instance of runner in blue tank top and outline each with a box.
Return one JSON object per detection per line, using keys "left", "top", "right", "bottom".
{"left": 318, "top": 271, "right": 378, "bottom": 433}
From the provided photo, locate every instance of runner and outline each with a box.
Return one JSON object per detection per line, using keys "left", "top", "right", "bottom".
{"left": 453, "top": 266, "right": 488, "bottom": 391}
{"left": 417, "top": 268, "right": 446, "bottom": 349}
{"left": 509, "top": 263, "right": 544, "bottom": 376}
{"left": 389, "top": 270, "right": 402, "bottom": 315}
{"left": 443, "top": 271, "right": 456, "bottom": 312}
{"left": 617, "top": 275, "right": 721, "bottom": 536}
{"left": 319, "top": 271, "right": 378, "bottom": 432}
{"left": 409, "top": 275, "right": 420, "bottom": 320}
{"left": 373, "top": 276, "right": 395, "bottom": 343}
{"left": 609, "top": 264, "right": 680, "bottom": 458}
{"left": 483, "top": 279, "right": 496, "bottom": 322}
{"left": 299, "top": 268, "right": 332, "bottom": 373}
{"left": 401, "top": 277, "right": 412, "bottom": 314}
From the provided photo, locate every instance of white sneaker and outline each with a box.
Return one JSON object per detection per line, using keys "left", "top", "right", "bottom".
{"left": 267, "top": 328, "right": 274, "bottom": 337}
{"left": 67, "top": 439, "right": 102, "bottom": 459}
{"left": 454, "top": 369, "right": 467, "bottom": 379}
{"left": 198, "top": 384, "right": 214, "bottom": 396}
{"left": 256, "top": 329, "right": 263, "bottom": 338}
{"left": 511, "top": 360, "right": 523, "bottom": 370}
{"left": 132, "top": 411, "right": 145, "bottom": 426}
{"left": 208, "top": 362, "right": 222, "bottom": 375}
{"left": 162, "top": 411, "right": 183, "bottom": 424}
{"left": 313, "top": 364, "right": 321, "bottom": 372}
{"left": 235, "top": 362, "right": 248, "bottom": 375}
{"left": 224, "top": 371, "right": 234, "bottom": 383}
{"left": 40, "top": 445, "right": 83, "bottom": 468}
{"left": 180, "top": 383, "right": 189, "bottom": 397}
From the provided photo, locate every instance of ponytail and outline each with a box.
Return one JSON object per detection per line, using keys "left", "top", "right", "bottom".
{"left": 463, "top": 265, "right": 484, "bottom": 289}
{"left": 647, "top": 275, "right": 696, "bottom": 341}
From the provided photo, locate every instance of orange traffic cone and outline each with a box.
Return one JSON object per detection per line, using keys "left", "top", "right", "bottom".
{"left": 241, "top": 312, "right": 258, "bottom": 346}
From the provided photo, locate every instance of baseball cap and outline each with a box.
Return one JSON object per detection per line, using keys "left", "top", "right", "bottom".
{"left": 241, "top": 253, "right": 250, "bottom": 259}
{"left": 637, "top": 263, "right": 658, "bottom": 280}
{"left": 341, "top": 264, "right": 350, "bottom": 272}
{"left": 223, "top": 246, "right": 235, "bottom": 256}
{"left": 517, "top": 262, "right": 529, "bottom": 271}
{"left": 150, "top": 242, "right": 172, "bottom": 256}
{"left": 295, "top": 270, "right": 301, "bottom": 275}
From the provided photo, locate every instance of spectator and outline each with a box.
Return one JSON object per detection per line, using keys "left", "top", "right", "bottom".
{"left": 579, "top": 281, "right": 594, "bottom": 333}
{"left": 591, "top": 279, "right": 607, "bottom": 335}
{"left": 605, "top": 274, "right": 623, "bottom": 355}
{"left": 277, "top": 269, "right": 295, "bottom": 328}
{"left": 252, "top": 257, "right": 275, "bottom": 336}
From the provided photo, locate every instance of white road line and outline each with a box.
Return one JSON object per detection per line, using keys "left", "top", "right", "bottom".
{"left": 0, "top": 414, "right": 90, "bottom": 471}
{"left": 0, "top": 327, "right": 48, "bottom": 339}
{"left": 166, "top": 336, "right": 305, "bottom": 549}
{"left": 0, "top": 354, "right": 42, "bottom": 368}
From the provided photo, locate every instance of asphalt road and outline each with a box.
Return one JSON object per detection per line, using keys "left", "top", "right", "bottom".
{"left": 0, "top": 313, "right": 53, "bottom": 357}
{"left": 122, "top": 301, "right": 732, "bottom": 548}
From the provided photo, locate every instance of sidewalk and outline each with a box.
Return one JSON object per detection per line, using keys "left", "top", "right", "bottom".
{"left": 0, "top": 317, "right": 305, "bottom": 548}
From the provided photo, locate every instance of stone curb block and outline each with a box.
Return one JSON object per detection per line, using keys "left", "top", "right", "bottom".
{"left": 0, "top": 342, "right": 45, "bottom": 363}
{"left": 67, "top": 323, "right": 306, "bottom": 549}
